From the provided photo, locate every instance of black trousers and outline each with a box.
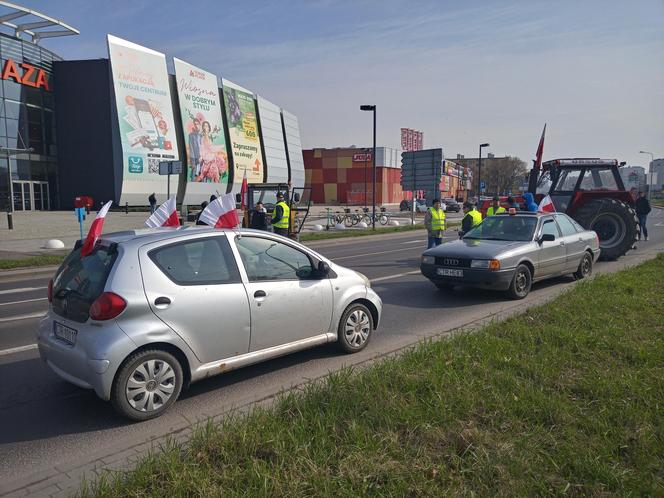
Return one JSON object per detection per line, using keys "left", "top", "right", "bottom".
{"left": 273, "top": 227, "right": 289, "bottom": 237}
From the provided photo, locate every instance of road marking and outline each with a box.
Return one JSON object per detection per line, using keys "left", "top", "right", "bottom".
{"left": 0, "top": 312, "right": 44, "bottom": 323}
{"left": 0, "top": 286, "right": 47, "bottom": 295}
{"left": 0, "top": 297, "right": 48, "bottom": 306}
{"left": 402, "top": 240, "right": 426, "bottom": 244}
{"left": 0, "top": 344, "right": 38, "bottom": 357}
{"left": 333, "top": 247, "right": 422, "bottom": 261}
{"left": 370, "top": 270, "right": 421, "bottom": 283}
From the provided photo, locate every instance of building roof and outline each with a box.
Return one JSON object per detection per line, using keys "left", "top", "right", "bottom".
{"left": 0, "top": 1, "right": 78, "bottom": 44}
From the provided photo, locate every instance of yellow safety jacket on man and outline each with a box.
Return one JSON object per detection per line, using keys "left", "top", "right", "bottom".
{"left": 272, "top": 201, "right": 290, "bottom": 229}
{"left": 428, "top": 207, "right": 446, "bottom": 231}
{"left": 486, "top": 206, "right": 506, "bottom": 217}
{"left": 468, "top": 209, "right": 482, "bottom": 226}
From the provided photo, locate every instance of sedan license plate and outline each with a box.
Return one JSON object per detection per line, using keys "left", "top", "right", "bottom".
{"left": 54, "top": 321, "right": 77, "bottom": 345}
{"left": 437, "top": 268, "right": 463, "bottom": 277}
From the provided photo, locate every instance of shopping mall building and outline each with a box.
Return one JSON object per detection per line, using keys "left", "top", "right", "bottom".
{"left": 0, "top": 3, "right": 306, "bottom": 211}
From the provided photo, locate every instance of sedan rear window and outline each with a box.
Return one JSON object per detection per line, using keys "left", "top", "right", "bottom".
{"left": 52, "top": 245, "right": 118, "bottom": 323}
{"left": 464, "top": 216, "right": 538, "bottom": 242}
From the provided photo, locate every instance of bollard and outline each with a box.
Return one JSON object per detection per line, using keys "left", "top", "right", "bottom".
{"left": 125, "top": 202, "right": 129, "bottom": 214}
{"left": 6, "top": 211, "right": 13, "bottom": 230}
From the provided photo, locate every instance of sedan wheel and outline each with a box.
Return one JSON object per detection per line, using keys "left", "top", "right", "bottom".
{"left": 508, "top": 264, "right": 532, "bottom": 300}
{"left": 338, "top": 304, "right": 373, "bottom": 353}
{"left": 574, "top": 252, "right": 593, "bottom": 280}
{"left": 112, "top": 350, "right": 183, "bottom": 421}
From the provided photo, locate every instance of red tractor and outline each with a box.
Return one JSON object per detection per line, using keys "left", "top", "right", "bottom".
{"left": 528, "top": 158, "right": 638, "bottom": 260}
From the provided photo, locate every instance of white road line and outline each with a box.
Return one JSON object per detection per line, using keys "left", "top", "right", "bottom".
{"left": 370, "top": 270, "right": 421, "bottom": 283}
{"left": 0, "top": 297, "right": 48, "bottom": 306}
{"left": 0, "top": 312, "right": 44, "bottom": 323}
{"left": 0, "top": 344, "right": 38, "bottom": 357}
{"left": 402, "top": 240, "right": 426, "bottom": 244}
{"left": 333, "top": 247, "right": 423, "bottom": 261}
{"left": 0, "top": 286, "right": 47, "bottom": 295}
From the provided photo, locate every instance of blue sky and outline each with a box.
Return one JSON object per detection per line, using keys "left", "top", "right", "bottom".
{"left": 22, "top": 0, "right": 664, "bottom": 166}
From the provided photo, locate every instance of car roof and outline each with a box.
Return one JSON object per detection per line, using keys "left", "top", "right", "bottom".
{"left": 98, "top": 227, "right": 281, "bottom": 249}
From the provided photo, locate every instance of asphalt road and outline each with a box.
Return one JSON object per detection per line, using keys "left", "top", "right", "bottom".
{"left": 1, "top": 211, "right": 663, "bottom": 493}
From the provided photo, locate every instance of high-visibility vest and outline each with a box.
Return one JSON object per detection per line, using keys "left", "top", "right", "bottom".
{"left": 486, "top": 206, "right": 506, "bottom": 217}
{"left": 272, "top": 201, "right": 290, "bottom": 229}
{"left": 468, "top": 209, "right": 482, "bottom": 226}
{"left": 428, "top": 207, "right": 446, "bottom": 230}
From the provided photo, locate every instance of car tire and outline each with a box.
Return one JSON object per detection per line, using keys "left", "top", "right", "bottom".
{"left": 338, "top": 303, "right": 373, "bottom": 354}
{"left": 507, "top": 264, "right": 532, "bottom": 300}
{"left": 111, "top": 349, "right": 183, "bottom": 421}
{"left": 574, "top": 252, "right": 593, "bottom": 280}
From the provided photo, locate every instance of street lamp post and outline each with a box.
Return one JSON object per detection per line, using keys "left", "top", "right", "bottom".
{"left": 360, "top": 105, "right": 377, "bottom": 229}
{"left": 477, "top": 143, "right": 490, "bottom": 199}
{"left": 639, "top": 150, "right": 655, "bottom": 201}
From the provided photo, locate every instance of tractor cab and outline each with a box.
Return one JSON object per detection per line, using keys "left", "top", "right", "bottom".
{"left": 240, "top": 183, "right": 312, "bottom": 239}
{"left": 530, "top": 158, "right": 637, "bottom": 260}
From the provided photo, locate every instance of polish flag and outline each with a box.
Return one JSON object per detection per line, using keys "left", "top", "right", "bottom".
{"left": 535, "top": 123, "right": 546, "bottom": 171}
{"left": 199, "top": 193, "right": 240, "bottom": 228}
{"left": 80, "top": 200, "right": 113, "bottom": 257}
{"left": 145, "top": 196, "right": 180, "bottom": 228}
{"left": 538, "top": 194, "right": 556, "bottom": 213}
{"left": 240, "top": 169, "right": 248, "bottom": 210}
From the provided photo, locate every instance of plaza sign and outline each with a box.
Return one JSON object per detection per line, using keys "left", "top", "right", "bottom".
{"left": 1, "top": 59, "right": 50, "bottom": 91}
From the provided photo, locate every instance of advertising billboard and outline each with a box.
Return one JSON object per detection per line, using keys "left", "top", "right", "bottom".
{"left": 256, "top": 95, "right": 289, "bottom": 184}
{"left": 174, "top": 58, "right": 230, "bottom": 204}
{"left": 222, "top": 79, "right": 264, "bottom": 189}
{"left": 107, "top": 35, "right": 180, "bottom": 205}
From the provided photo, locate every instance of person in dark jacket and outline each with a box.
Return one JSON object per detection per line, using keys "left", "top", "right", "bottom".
{"left": 250, "top": 201, "right": 269, "bottom": 231}
{"left": 635, "top": 191, "right": 652, "bottom": 241}
{"left": 148, "top": 193, "right": 157, "bottom": 214}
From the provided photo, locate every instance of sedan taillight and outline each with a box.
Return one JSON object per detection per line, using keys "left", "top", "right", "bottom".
{"left": 89, "top": 292, "right": 126, "bottom": 321}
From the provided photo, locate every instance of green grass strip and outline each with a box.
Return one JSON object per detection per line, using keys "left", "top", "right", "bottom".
{"left": 80, "top": 253, "right": 664, "bottom": 497}
{"left": 0, "top": 255, "right": 65, "bottom": 270}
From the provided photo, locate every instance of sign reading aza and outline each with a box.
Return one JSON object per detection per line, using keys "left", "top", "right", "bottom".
{"left": 1, "top": 59, "right": 50, "bottom": 91}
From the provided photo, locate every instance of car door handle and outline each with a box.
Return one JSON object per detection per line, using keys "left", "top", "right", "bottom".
{"left": 254, "top": 290, "right": 267, "bottom": 298}
{"left": 154, "top": 296, "right": 171, "bottom": 308}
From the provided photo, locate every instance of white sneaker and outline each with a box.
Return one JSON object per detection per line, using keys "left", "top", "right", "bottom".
{"left": 645, "top": 236, "right": 648, "bottom": 241}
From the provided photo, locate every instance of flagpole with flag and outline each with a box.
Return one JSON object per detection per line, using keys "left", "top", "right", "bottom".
{"left": 527, "top": 123, "right": 546, "bottom": 194}
{"left": 199, "top": 193, "right": 240, "bottom": 229}
{"left": 145, "top": 196, "right": 180, "bottom": 228}
{"left": 80, "top": 200, "right": 113, "bottom": 257}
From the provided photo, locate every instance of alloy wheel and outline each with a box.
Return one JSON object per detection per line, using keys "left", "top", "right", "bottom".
{"left": 125, "top": 359, "right": 176, "bottom": 412}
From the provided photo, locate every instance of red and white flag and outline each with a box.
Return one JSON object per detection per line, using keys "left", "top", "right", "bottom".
{"left": 81, "top": 200, "right": 113, "bottom": 257}
{"left": 145, "top": 196, "right": 180, "bottom": 228}
{"left": 240, "top": 169, "right": 248, "bottom": 210}
{"left": 199, "top": 192, "right": 240, "bottom": 228}
{"left": 538, "top": 194, "right": 556, "bottom": 213}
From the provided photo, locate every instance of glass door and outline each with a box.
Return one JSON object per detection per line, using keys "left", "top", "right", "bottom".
{"left": 11, "top": 181, "right": 24, "bottom": 211}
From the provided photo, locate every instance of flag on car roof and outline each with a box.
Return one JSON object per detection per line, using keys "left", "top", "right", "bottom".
{"left": 145, "top": 196, "right": 180, "bottom": 228}
{"left": 240, "top": 168, "right": 248, "bottom": 210}
{"left": 199, "top": 192, "right": 240, "bottom": 228}
{"left": 81, "top": 200, "right": 113, "bottom": 257}
{"left": 538, "top": 194, "right": 556, "bottom": 213}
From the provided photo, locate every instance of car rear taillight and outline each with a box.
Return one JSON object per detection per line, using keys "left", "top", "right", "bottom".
{"left": 47, "top": 279, "right": 53, "bottom": 303}
{"left": 89, "top": 292, "right": 126, "bottom": 321}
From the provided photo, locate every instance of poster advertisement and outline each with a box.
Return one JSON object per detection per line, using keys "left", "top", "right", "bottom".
{"left": 174, "top": 58, "right": 229, "bottom": 204}
{"left": 108, "top": 35, "right": 180, "bottom": 205}
{"left": 222, "top": 79, "right": 264, "bottom": 187}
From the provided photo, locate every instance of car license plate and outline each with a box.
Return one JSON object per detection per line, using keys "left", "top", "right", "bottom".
{"left": 437, "top": 268, "right": 463, "bottom": 277}
{"left": 54, "top": 321, "right": 77, "bottom": 345}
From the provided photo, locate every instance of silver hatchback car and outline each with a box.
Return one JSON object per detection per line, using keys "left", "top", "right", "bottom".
{"left": 38, "top": 228, "right": 382, "bottom": 420}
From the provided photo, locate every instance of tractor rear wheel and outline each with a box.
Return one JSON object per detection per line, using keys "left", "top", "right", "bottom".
{"left": 573, "top": 198, "right": 638, "bottom": 260}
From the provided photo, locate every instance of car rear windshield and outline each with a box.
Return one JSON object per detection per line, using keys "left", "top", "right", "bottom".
{"left": 464, "top": 216, "right": 538, "bottom": 242}
{"left": 52, "top": 244, "right": 118, "bottom": 323}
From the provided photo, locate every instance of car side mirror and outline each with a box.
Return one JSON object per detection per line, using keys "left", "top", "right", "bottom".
{"left": 317, "top": 260, "right": 330, "bottom": 277}
{"left": 540, "top": 233, "right": 555, "bottom": 243}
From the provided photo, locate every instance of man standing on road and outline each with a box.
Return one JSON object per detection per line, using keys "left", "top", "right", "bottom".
{"left": 148, "top": 193, "right": 157, "bottom": 214}
{"left": 271, "top": 192, "right": 290, "bottom": 237}
{"left": 461, "top": 201, "right": 482, "bottom": 234}
{"left": 635, "top": 191, "right": 652, "bottom": 241}
{"left": 486, "top": 196, "right": 506, "bottom": 217}
{"left": 425, "top": 198, "right": 446, "bottom": 248}
{"left": 251, "top": 201, "right": 269, "bottom": 231}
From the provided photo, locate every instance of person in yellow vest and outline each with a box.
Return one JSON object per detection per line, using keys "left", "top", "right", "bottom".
{"left": 486, "top": 196, "right": 506, "bottom": 217}
{"left": 461, "top": 201, "right": 482, "bottom": 235}
{"left": 425, "top": 198, "right": 446, "bottom": 248}
{"left": 271, "top": 192, "right": 290, "bottom": 237}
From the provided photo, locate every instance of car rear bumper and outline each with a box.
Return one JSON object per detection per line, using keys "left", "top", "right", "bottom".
{"left": 37, "top": 311, "right": 136, "bottom": 401}
{"left": 420, "top": 264, "right": 515, "bottom": 291}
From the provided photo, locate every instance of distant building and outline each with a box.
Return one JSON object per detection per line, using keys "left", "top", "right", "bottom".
{"left": 652, "top": 158, "right": 664, "bottom": 191}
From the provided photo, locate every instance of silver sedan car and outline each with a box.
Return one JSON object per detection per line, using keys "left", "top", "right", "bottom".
{"left": 420, "top": 212, "right": 600, "bottom": 299}
{"left": 38, "top": 228, "right": 381, "bottom": 420}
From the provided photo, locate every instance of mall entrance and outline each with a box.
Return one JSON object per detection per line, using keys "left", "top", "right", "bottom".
{"left": 11, "top": 181, "right": 50, "bottom": 211}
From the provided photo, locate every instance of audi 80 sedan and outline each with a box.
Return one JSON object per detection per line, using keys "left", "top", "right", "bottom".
{"left": 38, "top": 228, "right": 381, "bottom": 420}
{"left": 420, "top": 212, "right": 600, "bottom": 299}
